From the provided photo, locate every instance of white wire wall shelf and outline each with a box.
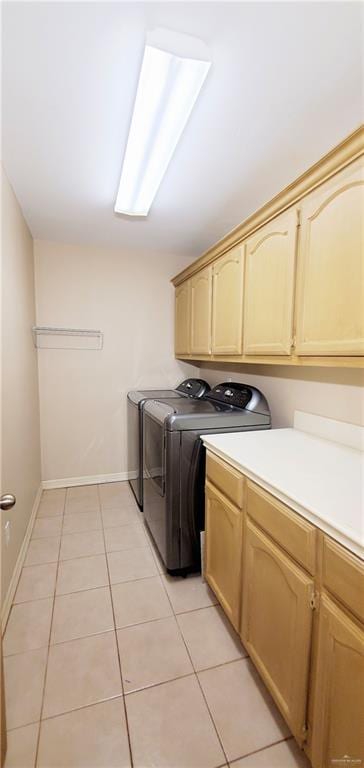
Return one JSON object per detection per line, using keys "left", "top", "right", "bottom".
{"left": 32, "top": 326, "right": 103, "bottom": 350}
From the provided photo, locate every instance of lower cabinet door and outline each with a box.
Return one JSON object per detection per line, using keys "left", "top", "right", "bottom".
{"left": 241, "top": 518, "right": 314, "bottom": 743}
{"left": 310, "top": 594, "right": 364, "bottom": 768}
{"left": 205, "top": 481, "right": 243, "bottom": 630}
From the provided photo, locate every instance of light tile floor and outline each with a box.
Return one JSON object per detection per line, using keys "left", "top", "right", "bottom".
{"left": 3, "top": 482, "right": 311, "bottom": 768}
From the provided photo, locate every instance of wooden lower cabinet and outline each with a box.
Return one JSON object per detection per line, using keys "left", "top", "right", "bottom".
{"left": 310, "top": 594, "right": 364, "bottom": 768}
{"left": 204, "top": 455, "right": 364, "bottom": 767}
{"left": 205, "top": 481, "right": 243, "bottom": 630}
{"left": 241, "top": 518, "right": 314, "bottom": 744}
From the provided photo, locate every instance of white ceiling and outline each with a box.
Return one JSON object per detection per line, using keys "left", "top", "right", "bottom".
{"left": 2, "top": 2, "right": 363, "bottom": 260}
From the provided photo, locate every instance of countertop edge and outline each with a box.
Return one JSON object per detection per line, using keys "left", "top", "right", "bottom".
{"left": 203, "top": 440, "right": 364, "bottom": 561}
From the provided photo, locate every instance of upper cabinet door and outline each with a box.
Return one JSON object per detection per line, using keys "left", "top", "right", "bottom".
{"left": 175, "top": 280, "right": 191, "bottom": 356}
{"left": 310, "top": 594, "right": 364, "bottom": 768}
{"left": 243, "top": 209, "right": 298, "bottom": 355}
{"left": 295, "top": 158, "right": 364, "bottom": 356}
{"left": 190, "top": 265, "right": 212, "bottom": 355}
{"left": 212, "top": 246, "right": 244, "bottom": 355}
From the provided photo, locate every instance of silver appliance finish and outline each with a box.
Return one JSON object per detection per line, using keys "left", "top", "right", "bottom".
{"left": 0, "top": 493, "right": 16, "bottom": 511}
{"left": 142, "top": 383, "right": 271, "bottom": 574}
{"left": 127, "top": 379, "right": 210, "bottom": 508}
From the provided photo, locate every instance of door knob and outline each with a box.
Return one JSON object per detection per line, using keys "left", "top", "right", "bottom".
{"left": 0, "top": 494, "right": 16, "bottom": 511}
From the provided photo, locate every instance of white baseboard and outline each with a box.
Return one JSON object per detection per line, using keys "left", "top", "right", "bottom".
{"left": 42, "top": 471, "right": 136, "bottom": 490}
{"left": 1, "top": 484, "right": 42, "bottom": 633}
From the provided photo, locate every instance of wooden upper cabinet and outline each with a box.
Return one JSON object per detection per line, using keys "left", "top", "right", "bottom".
{"left": 190, "top": 265, "right": 212, "bottom": 355}
{"left": 295, "top": 157, "right": 364, "bottom": 356}
{"left": 243, "top": 208, "right": 298, "bottom": 355}
{"left": 241, "top": 518, "right": 314, "bottom": 744}
{"left": 310, "top": 594, "right": 364, "bottom": 768}
{"left": 175, "top": 280, "right": 191, "bottom": 356}
{"left": 211, "top": 246, "right": 244, "bottom": 355}
{"left": 205, "top": 481, "right": 243, "bottom": 630}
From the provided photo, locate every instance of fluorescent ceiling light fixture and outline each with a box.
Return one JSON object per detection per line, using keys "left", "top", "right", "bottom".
{"left": 114, "top": 28, "right": 211, "bottom": 216}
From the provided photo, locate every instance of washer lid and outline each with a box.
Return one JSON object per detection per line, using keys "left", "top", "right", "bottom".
{"left": 143, "top": 400, "right": 176, "bottom": 425}
{"left": 127, "top": 388, "right": 181, "bottom": 406}
{"left": 127, "top": 378, "right": 210, "bottom": 405}
{"left": 165, "top": 407, "right": 271, "bottom": 431}
{"left": 143, "top": 397, "right": 271, "bottom": 431}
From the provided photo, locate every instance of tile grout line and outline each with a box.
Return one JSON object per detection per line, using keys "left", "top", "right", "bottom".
{"left": 176, "top": 622, "right": 230, "bottom": 764}
{"left": 159, "top": 568, "right": 295, "bottom": 766}
{"left": 4, "top": 492, "right": 66, "bottom": 632}
{"left": 148, "top": 539, "right": 291, "bottom": 764}
{"left": 4, "top": 622, "right": 247, "bottom": 670}
{"left": 123, "top": 670, "right": 197, "bottom": 697}
{"left": 177, "top": 611, "right": 289, "bottom": 765}
{"left": 152, "top": 558, "right": 230, "bottom": 766}
{"left": 33, "top": 487, "right": 66, "bottom": 768}
{"left": 228, "top": 735, "right": 295, "bottom": 766}
{"left": 171, "top": 603, "right": 290, "bottom": 766}
{"left": 7, "top": 484, "right": 294, "bottom": 766}
{"left": 97, "top": 483, "right": 134, "bottom": 768}
{"left": 108, "top": 501, "right": 226, "bottom": 753}
{"left": 4, "top": 486, "right": 293, "bottom": 766}
{"left": 4, "top": 486, "right": 142, "bottom": 761}
{"left": 23, "top": 693, "right": 127, "bottom": 728}
{"left": 8, "top": 594, "right": 57, "bottom": 609}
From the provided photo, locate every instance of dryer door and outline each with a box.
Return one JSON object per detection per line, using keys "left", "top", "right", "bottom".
{"left": 144, "top": 415, "right": 165, "bottom": 496}
{"left": 143, "top": 402, "right": 174, "bottom": 497}
{"left": 180, "top": 431, "right": 206, "bottom": 571}
{"left": 127, "top": 398, "right": 142, "bottom": 506}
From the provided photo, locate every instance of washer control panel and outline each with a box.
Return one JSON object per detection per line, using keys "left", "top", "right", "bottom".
{"left": 176, "top": 379, "right": 210, "bottom": 398}
{"left": 207, "top": 383, "right": 252, "bottom": 409}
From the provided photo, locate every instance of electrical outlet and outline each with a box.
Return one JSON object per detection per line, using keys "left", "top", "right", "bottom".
{"left": 5, "top": 520, "right": 10, "bottom": 546}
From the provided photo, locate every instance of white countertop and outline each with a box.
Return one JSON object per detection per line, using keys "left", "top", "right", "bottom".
{"left": 202, "top": 418, "right": 364, "bottom": 559}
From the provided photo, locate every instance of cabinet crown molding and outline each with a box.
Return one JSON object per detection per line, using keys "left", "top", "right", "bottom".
{"left": 172, "top": 125, "right": 364, "bottom": 286}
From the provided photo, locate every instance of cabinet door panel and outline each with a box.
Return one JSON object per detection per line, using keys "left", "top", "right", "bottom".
{"left": 241, "top": 519, "right": 313, "bottom": 743}
{"left": 206, "top": 452, "right": 244, "bottom": 509}
{"left": 175, "top": 280, "right": 191, "bottom": 355}
{"left": 322, "top": 536, "right": 364, "bottom": 623}
{"left": 310, "top": 594, "right": 364, "bottom": 768}
{"left": 244, "top": 209, "right": 298, "bottom": 355}
{"left": 296, "top": 158, "right": 364, "bottom": 355}
{"left": 247, "top": 481, "right": 316, "bottom": 575}
{"left": 212, "top": 246, "right": 244, "bottom": 355}
{"left": 190, "top": 266, "right": 212, "bottom": 355}
{"left": 205, "top": 481, "right": 243, "bottom": 630}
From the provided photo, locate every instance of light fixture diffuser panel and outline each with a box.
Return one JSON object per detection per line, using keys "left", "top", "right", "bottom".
{"left": 114, "top": 29, "right": 211, "bottom": 216}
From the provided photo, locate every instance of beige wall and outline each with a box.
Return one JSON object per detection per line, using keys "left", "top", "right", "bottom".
{"left": 199, "top": 362, "right": 364, "bottom": 428}
{"left": 33, "top": 237, "right": 364, "bottom": 485}
{"left": 34, "top": 240, "right": 198, "bottom": 483}
{"left": 1, "top": 168, "right": 41, "bottom": 607}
